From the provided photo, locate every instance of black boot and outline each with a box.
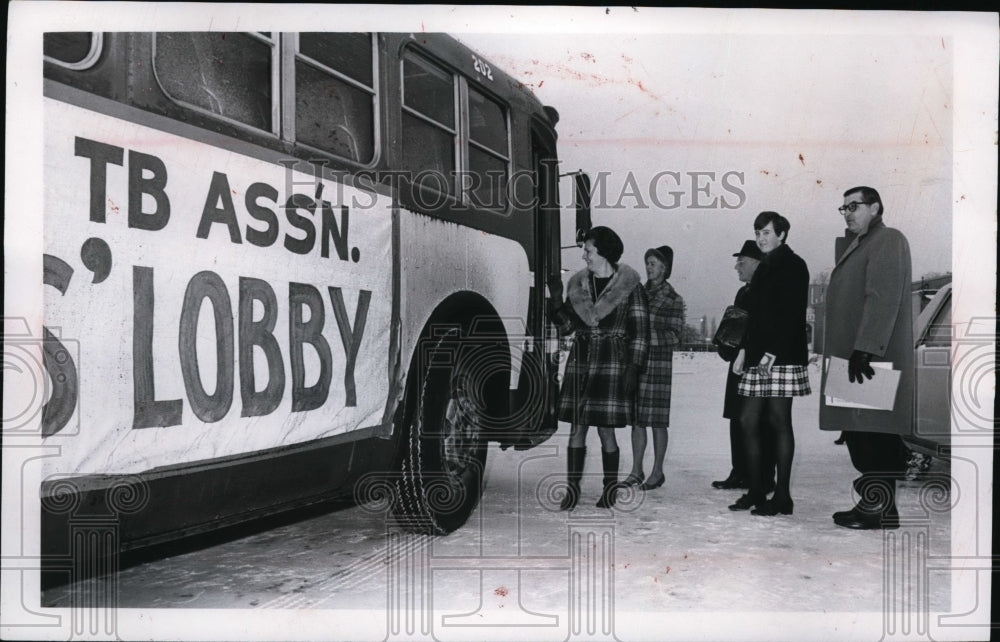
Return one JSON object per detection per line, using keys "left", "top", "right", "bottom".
{"left": 560, "top": 447, "right": 586, "bottom": 511}
{"left": 596, "top": 449, "right": 620, "bottom": 508}
{"left": 712, "top": 470, "right": 747, "bottom": 489}
{"left": 835, "top": 477, "right": 900, "bottom": 530}
{"left": 835, "top": 501, "right": 899, "bottom": 529}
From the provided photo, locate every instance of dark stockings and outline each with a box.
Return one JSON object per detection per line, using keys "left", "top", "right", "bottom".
{"left": 740, "top": 397, "right": 794, "bottom": 502}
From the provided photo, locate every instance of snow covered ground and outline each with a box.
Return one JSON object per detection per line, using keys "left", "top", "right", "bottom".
{"left": 41, "top": 352, "right": 955, "bottom": 641}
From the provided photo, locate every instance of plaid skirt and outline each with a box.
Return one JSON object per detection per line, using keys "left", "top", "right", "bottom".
{"left": 737, "top": 365, "right": 811, "bottom": 397}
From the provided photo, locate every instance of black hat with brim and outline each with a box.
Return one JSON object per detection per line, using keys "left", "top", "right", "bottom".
{"left": 733, "top": 240, "right": 764, "bottom": 261}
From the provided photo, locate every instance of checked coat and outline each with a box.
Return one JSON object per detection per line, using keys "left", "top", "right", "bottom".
{"left": 636, "top": 279, "right": 684, "bottom": 427}
{"left": 552, "top": 263, "right": 650, "bottom": 427}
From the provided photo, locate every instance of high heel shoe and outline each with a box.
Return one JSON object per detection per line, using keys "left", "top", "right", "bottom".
{"left": 751, "top": 497, "right": 794, "bottom": 516}
{"left": 622, "top": 472, "right": 645, "bottom": 487}
{"left": 639, "top": 473, "right": 664, "bottom": 491}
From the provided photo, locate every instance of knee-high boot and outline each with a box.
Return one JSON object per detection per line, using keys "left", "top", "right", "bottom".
{"left": 560, "top": 447, "right": 586, "bottom": 511}
{"left": 596, "top": 449, "right": 620, "bottom": 508}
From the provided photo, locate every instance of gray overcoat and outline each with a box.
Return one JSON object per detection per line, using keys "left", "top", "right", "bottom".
{"left": 819, "top": 218, "right": 914, "bottom": 435}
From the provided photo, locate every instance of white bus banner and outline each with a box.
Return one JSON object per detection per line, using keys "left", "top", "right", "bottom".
{"left": 42, "top": 99, "right": 393, "bottom": 476}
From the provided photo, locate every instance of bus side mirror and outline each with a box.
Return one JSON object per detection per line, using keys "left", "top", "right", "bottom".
{"left": 574, "top": 172, "right": 592, "bottom": 246}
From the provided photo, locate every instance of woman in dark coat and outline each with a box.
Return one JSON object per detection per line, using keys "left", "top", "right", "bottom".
{"left": 548, "top": 226, "right": 650, "bottom": 510}
{"left": 624, "top": 245, "right": 684, "bottom": 491}
{"left": 730, "top": 211, "right": 811, "bottom": 516}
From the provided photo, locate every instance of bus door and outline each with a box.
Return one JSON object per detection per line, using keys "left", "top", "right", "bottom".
{"left": 500, "top": 124, "right": 562, "bottom": 450}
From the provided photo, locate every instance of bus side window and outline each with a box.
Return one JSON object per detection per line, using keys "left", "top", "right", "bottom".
{"left": 295, "top": 33, "right": 377, "bottom": 164}
{"left": 44, "top": 32, "right": 102, "bottom": 69}
{"left": 468, "top": 88, "right": 509, "bottom": 211}
{"left": 401, "top": 53, "right": 457, "bottom": 195}
{"left": 153, "top": 33, "right": 275, "bottom": 133}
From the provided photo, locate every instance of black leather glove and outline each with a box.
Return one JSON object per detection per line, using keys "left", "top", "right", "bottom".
{"left": 848, "top": 350, "right": 875, "bottom": 384}
{"left": 623, "top": 364, "right": 639, "bottom": 398}
{"left": 548, "top": 275, "right": 564, "bottom": 297}
{"left": 547, "top": 275, "right": 564, "bottom": 313}
{"left": 718, "top": 344, "right": 738, "bottom": 363}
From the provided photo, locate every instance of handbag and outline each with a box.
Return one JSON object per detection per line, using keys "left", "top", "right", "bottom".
{"left": 712, "top": 305, "right": 749, "bottom": 358}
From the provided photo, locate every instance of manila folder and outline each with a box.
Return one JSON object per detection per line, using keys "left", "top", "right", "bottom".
{"left": 824, "top": 356, "right": 900, "bottom": 411}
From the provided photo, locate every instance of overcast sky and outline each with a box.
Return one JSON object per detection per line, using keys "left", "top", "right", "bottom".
{"left": 10, "top": 6, "right": 965, "bottom": 329}
{"left": 458, "top": 30, "right": 953, "bottom": 325}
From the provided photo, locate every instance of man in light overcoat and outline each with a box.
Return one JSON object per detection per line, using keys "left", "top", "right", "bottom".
{"left": 820, "top": 185, "right": 913, "bottom": 530}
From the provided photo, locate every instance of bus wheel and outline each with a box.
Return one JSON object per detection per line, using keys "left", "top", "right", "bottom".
{"left": 393, "top": 329, "right": 488, "bottom": 535}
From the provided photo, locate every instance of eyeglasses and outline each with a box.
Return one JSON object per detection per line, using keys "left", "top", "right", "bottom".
{"left": 838, "top": 201, "right": 872, "bottom": 214}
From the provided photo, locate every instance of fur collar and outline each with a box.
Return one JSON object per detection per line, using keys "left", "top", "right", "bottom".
{"left": 566, "top": 263, "right": 641, "bottom": 326}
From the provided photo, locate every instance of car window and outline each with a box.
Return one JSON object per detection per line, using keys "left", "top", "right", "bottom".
{"left": 922, "top": 294, "right": 951, "bottom": 347}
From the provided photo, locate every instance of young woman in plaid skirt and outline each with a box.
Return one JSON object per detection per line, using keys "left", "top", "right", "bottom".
{"left": 730, "top": 212, "right": 811, "bottom": 516}
{"left": 624, "top": 245, "right": 685, "bottom": 492}
{"left": 547, "top": 226, "right": 650, "bottom": 510}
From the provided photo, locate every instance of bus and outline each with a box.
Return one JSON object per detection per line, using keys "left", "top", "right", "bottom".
{"left": 38, "top": 31, "right": 586, "bottom": 582}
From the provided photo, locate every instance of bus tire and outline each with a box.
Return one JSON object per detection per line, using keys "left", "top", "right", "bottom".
{"left": 392, "top": 327, "right": 489, "bottom": 535}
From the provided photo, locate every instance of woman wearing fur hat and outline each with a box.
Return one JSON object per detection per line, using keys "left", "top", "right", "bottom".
{"left": 623, "top": 245, "right": 685, "bottom": 491}
{"left": 547, "top": 226, "right": 650, "bottom": 509}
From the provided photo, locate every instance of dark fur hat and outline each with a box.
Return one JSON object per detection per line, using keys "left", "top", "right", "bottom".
{"left": 644, "top": 245, "right": 674, "bottom": 279}
{"left": 584, "top": 226, "right": 624, "bottom": 264}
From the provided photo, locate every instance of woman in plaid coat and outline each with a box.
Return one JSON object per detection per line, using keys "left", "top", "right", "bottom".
{"left": 624, "top": 245, "right": 685, "bottom": 492}
{"left": 730, "top": 211, "right": 810, "bottom": 517}
{"left": 548, "top": 226, "right": 650, "bottom": 510}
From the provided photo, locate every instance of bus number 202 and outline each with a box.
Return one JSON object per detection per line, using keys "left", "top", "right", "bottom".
{"left": 472, "top": 55, "right": 493, "bottom": 81}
